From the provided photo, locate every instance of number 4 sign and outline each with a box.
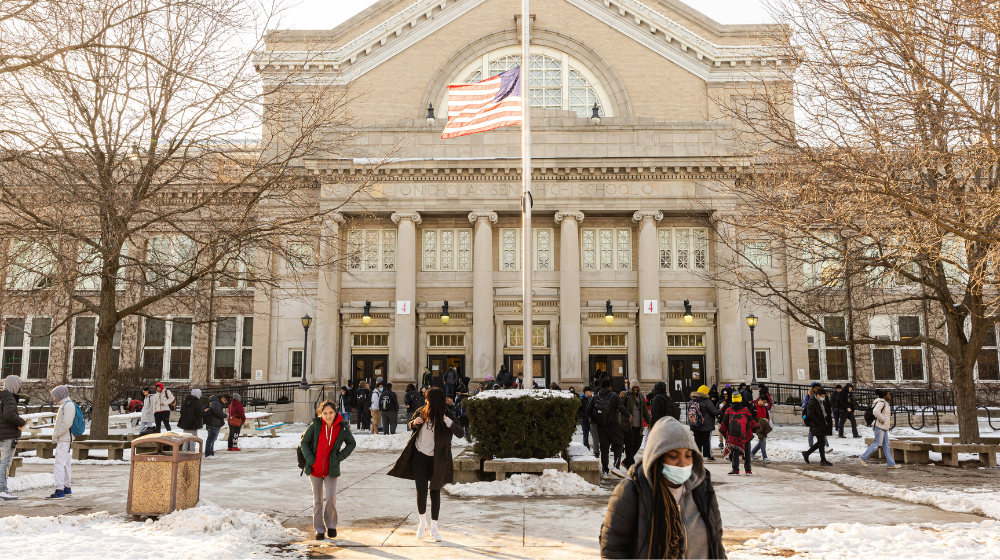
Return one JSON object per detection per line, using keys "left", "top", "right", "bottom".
{"left": 643, "top": 300, "right": 658, "bottom": 314}
{"left": 396, "top": 300, "right": 411, "bottom": 315}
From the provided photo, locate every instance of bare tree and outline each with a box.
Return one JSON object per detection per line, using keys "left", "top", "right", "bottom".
{"left": 711, "top": 0, "right": 1000, "bottom": 443}
{"left": 0, "top": 0, "right": 382, "bottom": 438}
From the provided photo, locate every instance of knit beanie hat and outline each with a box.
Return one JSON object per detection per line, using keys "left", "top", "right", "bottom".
{"left": 51, "top": 385, "right": 70, "bottom": 401}
{"left": 697, "top": 385, "right": 710, "bottom": 394}
{"left": 629, "top": 379, "right": 640, "bottom": 390}
{"left": 731, "top": 393, "right": 743, "bottom": 403}
{"left": 233, "top": 393, "right": 242, "bottom": 401}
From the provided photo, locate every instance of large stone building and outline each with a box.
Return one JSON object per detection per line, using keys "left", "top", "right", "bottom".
{"left": 3, "top": 0, "right": 960, "bottom": 396}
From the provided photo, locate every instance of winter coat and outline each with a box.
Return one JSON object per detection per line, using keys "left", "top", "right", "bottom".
{"left": 355, "top": 388, "right": 371, "bottom": 411}
{"left": 838, "top": 387, "right": 858, "bottom": 413}
{"left": 177, "top": 395, "right": 204, "bottom": 430}
{"left": 600, "top": 419, "right": 726, "bottom": 559}
{"left": 52, "top": 397, "right": 76, "bottom": 443}
{"left": 753, "top": 401, "right": 772, "bottom": 439}
{"left": 140, "top": 395, "right": 156, "bottom": 423}
{"left": 620, "top": 390, "right": 651, "bottom": 433}
{"left": 871, "top": 398, "right": 892, "bottom": 431}
{"left": 300, "top": 415, "right": 356, "bottom": 478}
{"left": 151, "top": 389, "right": 174, "bottom": 412}
{"left": 806, "top": 396, "right": 834, "bottom": 437}
{"left": 688, "top": 392, "right": 720, "bottom": 433}
{"left": 443, "top": 368, "right": 459, "bottom": 385}
{"left": 496, "top": 370, "right": 513, "bottom": 388}
{"left": 339, "top": 392, "right": 353, "bottom": 413}
{"left": 404, "top": 390, "right": 424, "bottom": 414}
{"left": 379, "top": 389, "right": 399, "bottom": 413}
{"left": 227, "top": 399, "right": 246, "bottom": 426}
{"left": 388, "top": 411, "right": 465, "bottom": 490}
{"left": 203, "top": 396, "right": 227, "bottom": 429}
{"left": 0, "top": 389, "right": 25, "bottom": 441}
{"left": 578, "top": 394, "right": 592, "bottom": 422}
{"left": 649, "top": 382, "right": 680, "bottom": 426}
{"left": 719, "top": 403, "right": 757, "bottom": 447}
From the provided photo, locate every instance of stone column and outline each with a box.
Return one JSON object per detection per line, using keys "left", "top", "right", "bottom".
{"left": 313, "top": 213, "right": 344, "bottom": 383}
{"left": 468, "top": 212, "right": 498, "bottom": 382}
{"left": 633, "top": 210, "right": 664, "bottom": 381}
{"left": 715, "top": 218, "right": 743, "bottom": 383}
{"left": 391, "top": 211, "right": 421, "bottom": 383}
{"left": 555, "top": 211, "right": 585, "bottom": 383}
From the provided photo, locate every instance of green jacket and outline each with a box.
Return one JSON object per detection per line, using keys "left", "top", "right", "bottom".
{"left": 300, "top": 416, "right": 357, "bottom": 477}
{"left": 620, "top": 390, "right": 651, "bottom": 433}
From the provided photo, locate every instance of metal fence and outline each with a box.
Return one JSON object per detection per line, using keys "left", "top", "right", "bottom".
{"left": 123, "top": 381, "right": 308, "bottom": 411}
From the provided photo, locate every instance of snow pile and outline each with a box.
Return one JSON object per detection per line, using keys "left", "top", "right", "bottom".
{"left": 444, "top": 469, "right": 608, "bottom": 497}
{"left": 729, "top": 521, "right": 1000, "bottom": 560}
{"left": 6, "top": 473, "right": 55, "bottom": 492}
{"left": 800, "top": 470, "right": 1000, "bottom": 520}
{"left": 470, "top": 388, "right": 577, "bottom": 400}
{"left": 353, "top": 432, "right": 467, "bottom": 451}
{"left": 758, "top": 441, "right": 807, "bottom": 463}
{"left": 0, "top": 501, "right": 301, "bottom": 560}
{"left": 567, "top": 443, "right": 595, "bottom": 459}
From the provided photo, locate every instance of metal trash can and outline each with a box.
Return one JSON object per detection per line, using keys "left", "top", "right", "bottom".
{"left": 127, "top": 432, "right": 202, "bottom": 519}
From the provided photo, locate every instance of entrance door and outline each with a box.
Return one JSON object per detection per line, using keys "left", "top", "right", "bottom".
{"left": 504, "top": 355, "right": 550, "bottom": 388}
{"left": 352, "top": 355, "right": 388, "bottom": 388}
{"left": 426, "top": 355, "right": 465, "bottom": 388}
{"left": 667, "top": 355, "right": 706, "bottom": 401}
{"left": 590, "top": 354, "right": 628, "bottom": 392}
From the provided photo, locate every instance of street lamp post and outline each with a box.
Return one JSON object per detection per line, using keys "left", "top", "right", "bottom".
{"left": 299, "top": 314, "right": 312, "bottom": 390}
{"left": 746, "top": 314, "right": 758, "bottom": 382}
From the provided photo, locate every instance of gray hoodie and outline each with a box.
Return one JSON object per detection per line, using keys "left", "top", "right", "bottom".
{"left": 50, "top": 385, "right": 76, "bottom": 443}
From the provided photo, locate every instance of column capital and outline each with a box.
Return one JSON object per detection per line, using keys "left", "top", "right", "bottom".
{"left": 391, "top": 211, "right": 422, "bottom": 225}
{"left": 632, "top": 210, "right": 664, "bottom": 224}
{"left": 329, "top": 212, "right": 345, "bottom": 223}
{"left": 554, "top": 210, "right": 585, "bottom": 224}
{"left": 467, "top": 211, "right": 498, "bottom": 225}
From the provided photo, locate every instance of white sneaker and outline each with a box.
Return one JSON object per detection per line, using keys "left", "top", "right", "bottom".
{"left": 430, "top": 527, "right": 442, "bottom": 542}
{"left": 825, "top": 447, "right": 833, "bottom": 453}
{"left": 0, "top": 492, "right": 18, "bottom": 500}
{"left": 416, "top": 523, "right": 425, "bottom": 540}
{"left": 601, "top": 469, "right": 610, "bottom": 480}
{"left": 611, "top": 467, "right": 626, "bottom": 478}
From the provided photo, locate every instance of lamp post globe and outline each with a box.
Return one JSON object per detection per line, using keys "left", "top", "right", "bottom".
{"left": 299, "top": 314, "right": 312, "bottom": 390}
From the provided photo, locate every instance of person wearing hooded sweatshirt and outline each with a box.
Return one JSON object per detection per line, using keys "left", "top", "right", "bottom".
{"left": 177, "top": 389, "right": 204, "bottom": 452}
{"left": 151, "top": 382, "right": 175, "bottom": 432}
{"left": 227, "top": 393, "right": 246, "bottom": 451}
{"left": 300, "top": 399, "right": 357, "bottom": 541}
{"left": 0, "top": 376, "right": 27, "bottom": 500}
{"left": 621, "top": 380, "right": 652, "bottom": 470}
{"left": 202, "top": 394, "right": 227, "bottom": 458}
{"left": 837, "top": 383, "right": 861, "bottom": 438}
{"left": 601, "top": 418, "right": 726, "bottom": 559}
{"left": 47, "top": 385, "right": 76, "bottom": 500}
{"left": 719, "top": 393, "right": 757, "bottom": 475}
{"left": 649, "top": 381, "right": 679, "bottom": 426}
{"left": 688, "top": 385, "right": 719, "bottom": 462}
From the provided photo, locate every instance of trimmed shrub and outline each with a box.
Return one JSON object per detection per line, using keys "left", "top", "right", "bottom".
{"left": 465, "top": 389, "right": 580, "bottom": 459}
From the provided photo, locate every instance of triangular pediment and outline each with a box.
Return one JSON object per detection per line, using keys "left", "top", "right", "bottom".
{"left": 257, "top": 0, "right": 788, "bottom": 83}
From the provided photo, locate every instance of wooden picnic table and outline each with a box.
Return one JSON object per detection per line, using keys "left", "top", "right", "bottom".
{"left": 20, "top": 412, "right": 57, "bottom": 435}
{"left": 108, "top": 412, "right": 142, "bottom": 431}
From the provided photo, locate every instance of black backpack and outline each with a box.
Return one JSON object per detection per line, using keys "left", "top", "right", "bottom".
{"left": 590, "top": 391, "right": 616, "bottom": 427}
{"left": 864, "top": 403, "right": 877, "bottom": 426}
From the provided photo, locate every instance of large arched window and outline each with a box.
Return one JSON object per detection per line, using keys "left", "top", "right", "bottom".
{"left": 451, "top": 47, "right": 613, "bottom": 118}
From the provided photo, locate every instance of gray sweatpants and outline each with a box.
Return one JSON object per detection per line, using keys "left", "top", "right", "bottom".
{"left": 309, "top": 475, "right": 338, "bottom": 534}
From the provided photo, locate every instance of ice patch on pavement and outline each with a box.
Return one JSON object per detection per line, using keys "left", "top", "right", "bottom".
{"left": 6, "top": 473, "right": 55, "bottom": 493}
{"left": 729, "top": 521, "right": 1000, "bottom": 559}
{"left": 799, "top": 470, "right": 1000, "bottom": 520}
{"left": 0, "top": 500, "right": 302, "bottom": 559}
{"left": 444, "top": 469, "right": 608, "bottom": 497}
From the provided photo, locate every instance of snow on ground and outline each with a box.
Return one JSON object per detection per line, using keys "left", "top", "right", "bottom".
{"left": 6, "top": 473, "right": 55, "bottom": 493}
{"left": 469, "top": 388, "right": 577, "bottom": 400}
{"left": 0, "top": 500, "right": 302, "bottom": 560}
{"left": 443, "top": 469, "right": 608, "bottom": 497}
{"left": 729, "top": 521, "right": 1000, "bottom": 560}
{"left": 21, "top": 455, "right": 131, "bottom": 466}
{"left": 798, "top": 470, "right": 1000, "bottom": 520}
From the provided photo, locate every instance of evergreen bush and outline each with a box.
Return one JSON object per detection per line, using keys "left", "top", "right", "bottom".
{"left": 465, "top": 390, "right": 580, "bottom": 458}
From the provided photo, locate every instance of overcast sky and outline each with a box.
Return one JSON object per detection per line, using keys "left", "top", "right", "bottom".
{"left": 276, "top": 0, "right": 773, "bottom": 30}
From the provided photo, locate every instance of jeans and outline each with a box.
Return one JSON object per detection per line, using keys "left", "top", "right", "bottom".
{"left": 588, "top": 423, "right": 600, "bottom": 457}
{"left": 752, "top": 437, "right": 768, "bottom": 460}
{"left": 838, "top": 411, "right": 859, "bottom": 437}
{"left": 0, "top": 439, "right": 15, "bottom": 493}
{"left": 154, "top": 410, "right": 171, "bottom": 432}
{"left": 861, "top": 426, "right": 896, "bottom": 466}
{"left": 808, "top": 430, "right": 829, "bottom": 449}
{"left": 833, "top": 411, "right": 841, "bottom": 432}
{"left": 310, "top": 475, "right": 339, "bottom": 534}
{"left": 181, "top": 429, "right": 199, "bottom": 452}
{"left": 692, "top": 430, "right": 714, "bottom": 459}
{"left": 205, "top": 425, "right": 221, "bottom": 456}
{"left": 582, "top": 422, "right": 592, "bottom": 448}
{"left": 445, "top": 383, "right": 456, "bottom": 397}
{"left": 342, "top": 411, "right": 351, "bottom": 425}
{"left": 731, "top": 440, "right": 751, "bottom": 472}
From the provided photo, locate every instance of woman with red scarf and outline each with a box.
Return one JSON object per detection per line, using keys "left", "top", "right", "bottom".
{"left": 300, "top": 400, "right": 357, "bottom": 541}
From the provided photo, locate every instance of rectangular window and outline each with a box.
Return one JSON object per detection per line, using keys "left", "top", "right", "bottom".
{"left": 216, "top": 248, "right": 255, "bottom": 290}
{"left": 898, "top": 316, "right": 920, "bottom": 339}
{"left": 589, "top": 333, "right": 627, "bottom": 348}
{"left": 71, "top": 317, "right": 97, "bottom": 379}
{"left": 77, "top": 241, "right": 102, "bottom": 291}
{"left": 499, "top": 229, "right": 554, "bottom": 271}
{"left": 351, "top": 333, "right": 389, "bottom": 347}
{"left": 744, "top": 241, "right": 771, "bottom": 268}
{"left": 666, "top": 334, "right": 705, "bottom": 347}
{"left": 506, "top": 325, "right": 547, "bottom": 348}
{"left": 347, "top": 229, "right": 396, "bottom": 271}
{"left": 657, "top": 228, "right": 709, "bottom": 270}
{"left": 112, "top": 321, "right": 122, "bottom": 371}
{"left": 872, "top": 348, "right": 895, "bottom": 380}
{"left": 900, "top": 349, "right": 924, "bottom": 380}
{"left": 427, "top": 334, "right": 465, "bottom": 348}
{"left": 755, "top": 349, "right": 770, "bottom": 379}
{"left": 147, "top": 235, "right": 196, "bottom": 288}
{"left": 808, "top": 349, "right": 821, "bottom": 380}
{"left": 169, "top": 318, "right": 192, "bottom": 380}
{"left": 290, "top": 349, "right": 303, "bottom": 378}
{"left": 2, "top": 317, "right": 51, "bottom": 380}
{"left": 213, "top": 316, "right": 253, "bottom": 381}
{"left": 142, "top": 317, "right": 193, "bottom": 380}
{"left": 6, "top": 240, "right": 56, "bottom": 290}
{"left": 824, "top": 316, "right": 847, "bottom": 346}
{"left": 582, "top": 228, "right": 631, "bottom": 270}
{"left": 979, "top": 326, "right": 1000, "bottom": 380}
{"left": 422, "top": 229, "right": 473, "bottom": 271}
{"left": 582, "top": 229, "right": 596, "bottom": 270}
{"left": 286, "top": 241, "right": 317, "bottom": 269}
{"left": 825, "top": 349, "right": 849, "bottom": 380}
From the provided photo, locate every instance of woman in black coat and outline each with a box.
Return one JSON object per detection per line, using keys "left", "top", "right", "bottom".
{"left": 802, "top": 386, "right": 834, "bottom": 466}
{"left": 176, "top": 389, "right": 204, "bottom": 452}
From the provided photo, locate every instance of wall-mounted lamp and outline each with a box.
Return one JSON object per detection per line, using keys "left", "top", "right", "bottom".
{"left": 683, "top": 300, "right": 694, "bottom": 324}
{"left": 426, "top": 103, "right": 436, "bottom": 125}
{"left": 441, "top": 301, "right": 450, "bottom": 324}
{"left": 605, "top": 300, "right": 614, "bottom": 324}
{"left": 590, "top": 102, "right": 601, "bottom": 125}
{"left": 362, "top": 301, "right": 371, "bottom": 325}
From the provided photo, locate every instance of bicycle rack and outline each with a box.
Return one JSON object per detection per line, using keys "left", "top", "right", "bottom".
{"left": 978, "top": 406, "right": 1000, "bottom": 431}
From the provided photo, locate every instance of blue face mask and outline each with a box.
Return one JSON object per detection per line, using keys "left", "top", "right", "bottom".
{"left": 661, "top": 462, "right": 692, "bottom": 485}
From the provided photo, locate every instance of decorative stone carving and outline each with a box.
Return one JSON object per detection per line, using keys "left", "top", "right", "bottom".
{"left": 632, "top": 210, "right": 663, "bottom": 223}
{"left": 554, "top": 210, "right": 585, "bottom": 224}
{"left": 390, "top": 211, "right": 422, "bottom": 225}
{"left": 467, "top": 211, "right": 498, "bottom": 224}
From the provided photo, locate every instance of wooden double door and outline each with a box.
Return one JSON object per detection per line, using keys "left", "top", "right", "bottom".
{"left": 590, "top": 354, "right": 628, "bottom": 393}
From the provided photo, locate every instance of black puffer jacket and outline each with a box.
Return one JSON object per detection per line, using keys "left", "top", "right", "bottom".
{"left": 203, "top": 395, "right": 227, "bottom": 429}
{"left": 0, "top": 389, "right": 25, "bottom": 441}
{"left": 806, "top": 395, "right": 834, "bottom": 437}
{"left": 689, "top": 392, "right": 720, "bottom": 433}
{"left": 649, "top": 382, "right": 680, "bottom": 426}
{"left": 177, "top": 395, "right": 204, "bottom": 430}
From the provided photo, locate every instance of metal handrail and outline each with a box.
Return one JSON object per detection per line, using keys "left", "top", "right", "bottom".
{"left": 978, "top": 406, "right": 1000, "bottom": 431}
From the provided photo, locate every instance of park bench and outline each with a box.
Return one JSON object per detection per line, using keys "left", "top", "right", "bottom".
{"left": 562, "top": 446, "right": 601, "bottom": 484}
{"left": 16, "top": 439, "right": 56, "bottom": 459}
{"left": 483, "top": 458, "right": 567, "bottom": 481}
{"left": 889, "top": 441, "right": 933, "bottom": 464}
{"left": 452, "top": 448, "right": 483, "bottom": 483}
{"left": 72, "top": 439, "right": 127, "bottom": 461}
{"left": 254, "top": 422, "right": 285, "bottom": 438}
{"left": 943, "top": 436, "right": 1000, "bottom": 445}
{"left": 931, "top": 443, "right": 1000, "bottom": 467}
{"left": 6, "top": 457, "right": 22, "bottom": 478}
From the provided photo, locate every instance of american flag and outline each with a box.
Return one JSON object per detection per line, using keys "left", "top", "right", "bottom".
{"left": 441, "top": 66, "right": 522, "bottom": 139}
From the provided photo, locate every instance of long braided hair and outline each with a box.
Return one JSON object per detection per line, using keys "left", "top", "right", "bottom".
{"left": 647, "top": 457, "right": 685, "bottom": 559}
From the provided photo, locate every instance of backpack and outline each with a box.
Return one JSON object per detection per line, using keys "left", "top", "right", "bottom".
{"left": 380, "top": 393, "right": 392, "bottom": 412}
{"left": 687, "top": 400, "right": 706, "bottom": 428}
{"left": 590, "top": 391, "right": 616, "bottom": 427}
{"left": 802, "top": 394, "right": 811, "bottom": 426}
{"left": 864, "top": 402, "right": 878, "bottom": 426}
{"left": 70, "top": 402, "right": 86, "bottom": 437}
{"left": 295, "top": 445, "right": 307, "bottom": 475}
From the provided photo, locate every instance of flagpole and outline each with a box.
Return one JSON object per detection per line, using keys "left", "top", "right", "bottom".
{"left": 520, "top": 0, "right": 533, "bottom": 391}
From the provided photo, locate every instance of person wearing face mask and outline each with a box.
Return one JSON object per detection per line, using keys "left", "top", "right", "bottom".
{"left": 802, "top": 387, "right": 834, "bottom": 466}
{"left": 601, "top": 417, "right": 726, "bottom": 559}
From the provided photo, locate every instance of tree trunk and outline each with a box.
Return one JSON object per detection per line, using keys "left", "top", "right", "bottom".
{"left": 952, "top": 360, "right": 981, "bottom": 444}
{"left": 89, "top": 286, "right": 118, "bottom": 440}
